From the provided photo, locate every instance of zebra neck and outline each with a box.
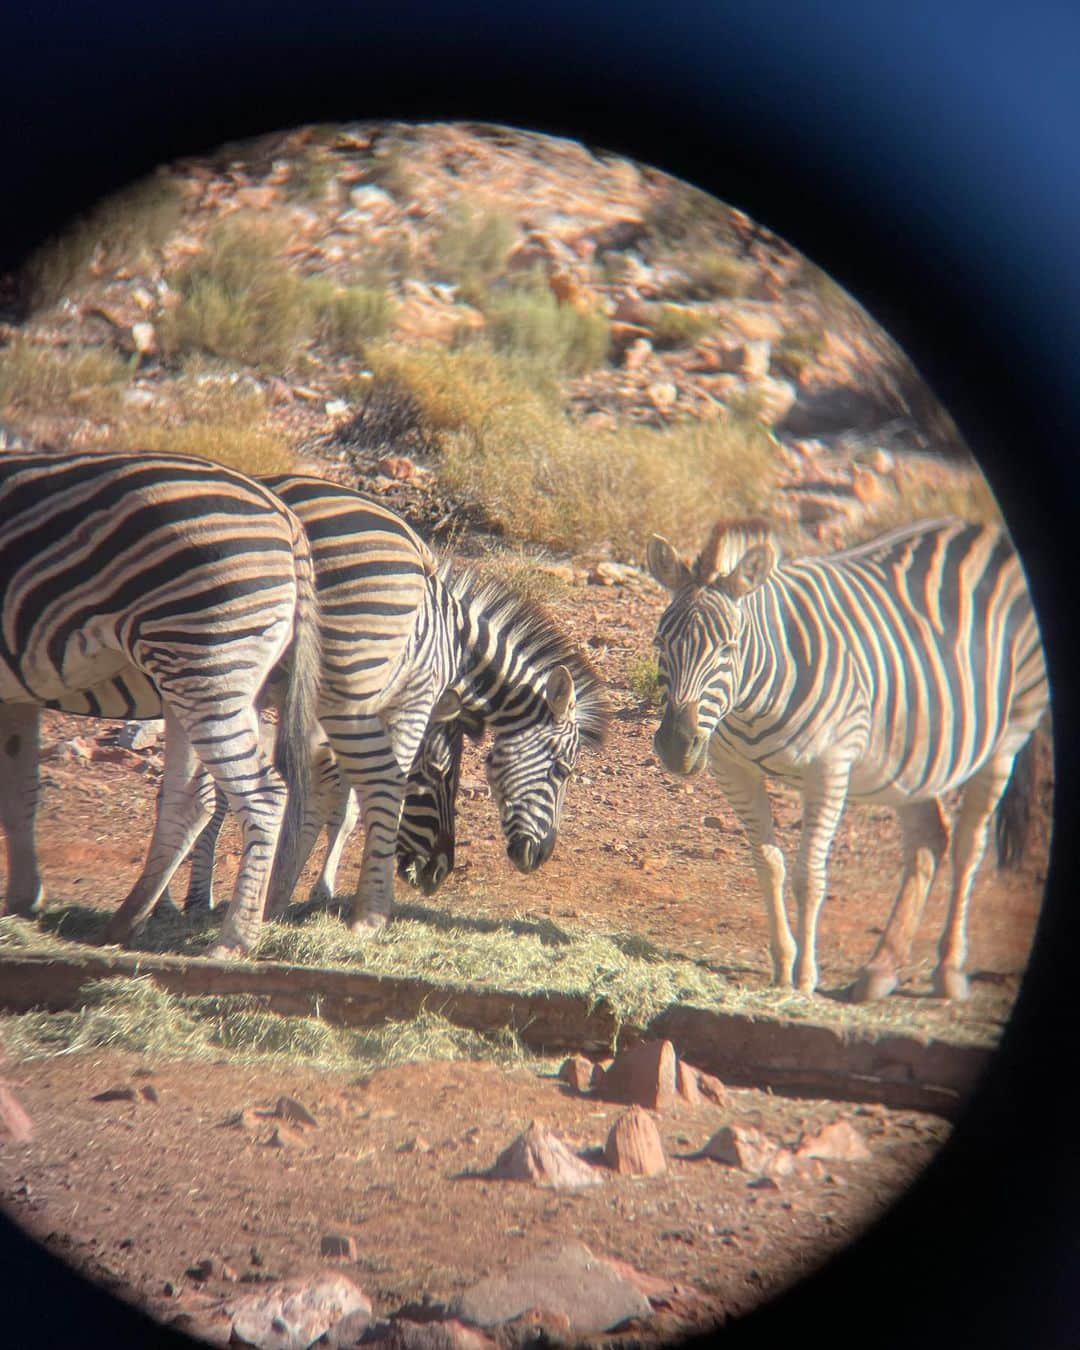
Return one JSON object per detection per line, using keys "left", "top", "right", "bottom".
{"left": 440, "top": 584, "right": 551, "bottom": 730}
{"left": 729, "top": 583, "right": 789, "bottom": 723}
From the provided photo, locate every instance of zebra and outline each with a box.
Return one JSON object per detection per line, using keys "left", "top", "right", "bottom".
{"left": 0, "top": 451, "right": 321, "bottom": 960}
{"left": 37, "top": 475, "right": 603, "bottom": 938}
{"left": 647, "top": 515, "right": 1048, "bottom": 1001}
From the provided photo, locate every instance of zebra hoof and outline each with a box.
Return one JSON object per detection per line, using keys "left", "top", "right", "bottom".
{"left": 932, "top": 967, "right": 971, "bottom": 1001}
{"left": 348, "top": 912, "right": 388, "bottom": 937}
{"left": 851, "top": 967, "right": 899, "bottom": 1002}
{"left": 205, "top": 942, "right": 249, "bottom": 963}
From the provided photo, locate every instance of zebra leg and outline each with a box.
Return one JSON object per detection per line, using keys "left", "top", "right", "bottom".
{"left": 320, "top": 714, "right": 407, "bottom": 935}
{"left": 103, "top": 712, "right": 216, "bottom": 945}
{"left": 309, "top": 764, "right": 360, "bottom": 907}
{"left": 182, "top": 786, "right": 228, "bottom": 912}
{"left": 709, "top": 749, "right": 797, "bottom": 987}
{"left": 852, "top": 798, "right": 948, "bottom": 1002}
{"left": 933, "top": 756, "right": 1014, "bottom": 1000}
{"left": 791, "top": 760, "right": 852, "bottom": 995}
{"left": 0, "top": 705, "right": 44, "bottom": 916}
{"left": 263, "top": 727, "right": 335, "bottom": 920}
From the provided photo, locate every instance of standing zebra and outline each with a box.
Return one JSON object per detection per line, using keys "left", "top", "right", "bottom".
{"left": 39, "top": 476, "right": 604, "bottom": 938}
{"left": 0, "top": 452, "right": 321, "bottom": 960}
{"left": 647, "top": 516, "right": 1047, "bottom": 1000}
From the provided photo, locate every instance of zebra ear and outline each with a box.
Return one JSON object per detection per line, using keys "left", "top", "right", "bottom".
{"left": 431, "top": 688, "right": 463, "bottom": 723}
{"left": 647, "top": 535, "right": 693, "bottom": 592}
{"left": 545, "top": 665, "right": 576, "bottom": 722}
{"left": 722, "top": 543, "right": 775, "bottom": 598}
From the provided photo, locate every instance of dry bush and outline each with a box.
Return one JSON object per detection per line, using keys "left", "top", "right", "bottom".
{"left": 158, "top": 214, "right": 313, "bottom": 370}
{"left": 307, "top": 280, "right": 394, "bottom": 352}
{"left": 431, "top": 197, "right": 517, "bottom": 300}
{"left": 625, "top": 654, "right": 663, "bottom": 708}
{"left": 96, "top": 376, "right": 294, "bottom": 476}
{"left": 442, "top": 403, "right": 781, "bottom": 558}
{"left": 22, "top": 170, "right": 184, "bottom": 311}
{"left": 482, "top": 278, "right": 611, "bottom": 379}
{"left": 646, "top": 303, "right": 717, "bottom": 350}
{"left": 773, "top": 324, "right": 827, "bottom": 379}
{"left": 856, "top": 461, "right": 1002, "bottom": 534}
{"left": 0, "top": 337, "right": 130, "bottom": 413}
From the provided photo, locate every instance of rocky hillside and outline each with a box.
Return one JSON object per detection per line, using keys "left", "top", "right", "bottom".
{"left": 0, "top": 120, "right": 996, "bottom": 564}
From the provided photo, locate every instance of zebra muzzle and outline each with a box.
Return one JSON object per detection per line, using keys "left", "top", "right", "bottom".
{"left": 507, "top": 830, "right": 556, "bottom": 873}
{"left": 654, "top": 701, "right": 708, "bottom": 775}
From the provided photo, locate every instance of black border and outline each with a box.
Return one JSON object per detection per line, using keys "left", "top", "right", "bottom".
{"left": 2, "top": 5, "right": 1079, "bottom": 1347}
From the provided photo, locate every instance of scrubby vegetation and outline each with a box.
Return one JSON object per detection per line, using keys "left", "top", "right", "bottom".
{"left": 0, "top": 337, "right": 131, "bottom": 414}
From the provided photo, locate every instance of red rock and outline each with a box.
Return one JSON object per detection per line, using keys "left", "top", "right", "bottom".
{"left": 603, "top": 1106, "right": 667, "bottom": 1176}
{"left": 676, "top": 1061, "right": 702, "bottom": 1106}
{"left": 0, "top": 1083, "right": 32, "bottom": 1141}
{"left": 795, "top": 1118, "right": 871, "bottom": 1162}
{"left": 377, "top": 455, "right": 418, "bottom": 482}
{"left": 694, "top": 1070, "right": 729, "bottom": 1107}
{"left": 596, "top": 1039, "right": 676, "bottom": 1110}
{"left": 367, "top": 1318, "right": 494, "bottom": 1350}
{"left": 263, "top": 1123, "right": 310, "bottom": 1150}
{"left": 485, "top": 1121, "right": 602, "bottom": 1189}
{"left": 558, "top": 1055, "right": 601, "bottom": 1093}
{"left": 698, "top": 1123, "right": 789, "bottom": 1176}
{"left": 276, "top": 1095, "right": 319, "bottom": 1129}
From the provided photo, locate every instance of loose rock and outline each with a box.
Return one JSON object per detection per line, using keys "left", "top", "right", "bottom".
{"left": 595, "top": 1039, "right": 676, "bottom": 1110}
{"left": 484, "top": 1121, "right": 602, "bottom": 1189}
{"left": 795, "top": 1118, "right": 871, "bottom": 1162}
{"left": 557, "top": 1055, "right": 602, "bottom": 1093}
{"left": 603, "top": 1106, "right": 667, "bottom": 1176}
{"left": 225, "top": 1272, "right": 372, "bottom": 1350}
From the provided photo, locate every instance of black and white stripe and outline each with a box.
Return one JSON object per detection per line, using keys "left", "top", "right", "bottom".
{"left": 0, "top": 451, "right": 321, "bottom": 958}
{"left": 648, "top": 516, "right": 1047, "bottom": 999}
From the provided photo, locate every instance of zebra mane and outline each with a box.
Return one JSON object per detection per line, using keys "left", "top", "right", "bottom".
{"left": 439, "top": 561, "right": 611, "bottom": 747}
{"left": 693, "top": 517, "right": 781, "bottom": 587}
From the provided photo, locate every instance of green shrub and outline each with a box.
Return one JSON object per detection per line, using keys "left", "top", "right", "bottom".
{"left": 431, "top": 198, "right": 516, "bottom": 299}
{"left": 647, "top": 303, "right": 716, "bottom": 350}
{"left": 483, "top": 276, "right": 610, "bottom": 379}
{"left": 158, "top": 215, "right": 313, "bottom": 370}
{"left": 625, "top": 655, "right": 663, "bottom": 708}
{"left": 307, "top": 280, "right": 394, "bottom": 352}
{"left": 22, "top": 171, "right": 184, "bottom": 311}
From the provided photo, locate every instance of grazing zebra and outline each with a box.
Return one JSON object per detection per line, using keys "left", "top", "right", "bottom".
{"left": 40, "top": 475, "right": 602, "bottom": 937}
{"left": 647, "top": 516, "right": 1047, "bottom": 1000}
{"left": 0, "top": 451, "right": 321, "bottom": 959}
{"left": 163, "top": 712, "right": 469, "bottom": 913}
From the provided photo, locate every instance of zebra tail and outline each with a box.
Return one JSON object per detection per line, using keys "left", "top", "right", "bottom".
{"left": 994, "top": 736, "right": 1037, "bottom": 869}
{"left": 274, "top": 517, "right": 323, "bottom": 879}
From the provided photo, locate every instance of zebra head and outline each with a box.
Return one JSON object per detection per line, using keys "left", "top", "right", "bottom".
{"left": 395, "top": 712, "right": 469, "bottom": 896}
{"left": 486, "top": 665, "right": 583, "bottom": 873}
{"left": 647, "top": 521, "right": 778, "bottom": 775}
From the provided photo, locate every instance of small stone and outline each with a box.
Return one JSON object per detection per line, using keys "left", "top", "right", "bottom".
{"left": 795, "top": 1118, "right": 871, "bottom": 1162}
{"left": 377, "top": 454, "right": 420, "bottom": 482}
{"left": 485, "top": 1121, "right": 603, "bottom": 1189}
{"left": 558, "top": 1055, "right": 602, "bottom": 1093}
{"left": 596, "top": 1039, "right": 677, "bottom": 1111}
{"left": 131, "top": 322, "right": 156, "bottom": 355}
{"left": 694, "top": 1070, "right": 729, "bottom": 1107}
{"left": 116, "top": 720, "right": 163, "bottom": 750}
{"left": 0, "top": 1083, "right": 33, "bottom": 1142}
{"left": 264, "top": 1123, "right": 309, "bottom": 1150}
{"left": 396, "top": 1135, "right": 433, "bottom": 1154}
{"left": 603, "top": 1106, "right": 667, "bottom": 1176}
{"left": 139, "top": 1084, "right": 159, "bottom": 1104}
{"left": 675, "top": 1061, "right": 702, "bottom": 1106}
{"left": 321, "top": 1233, "right": 358, "bottom": 1260}
{"left": 698, "top": 1123, "right": 785, "bottom": 1175}
{"left": 91, "top": 1085, "right": 137, "bottom": 1103}
{"left": 275, "top": 1095, "right": 319, "bottom": 1129}
{"left": 325, "top": 399, "right": 350, "bottom": 417}
{"left": 646, "top": 380, "right": 678, "bottom": 411}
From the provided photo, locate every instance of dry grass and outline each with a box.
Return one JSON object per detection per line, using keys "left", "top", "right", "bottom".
{"left": 646, "top": 304, "right": 717, "bottom": 351}
{"left": 0, "top": 911, "right": 1004, "bottom": 1048}
{"left": 90, "top": 374, "right": 295, "bottom": 476}
{"left": 0, "top": 337, "right": 131, "bottom": 414}
{"left": 307, "top": 280, "right": 395, "bottom": 352}
{"left": 22, "top": 171, "right": 184, "bottom": 311}
{"left": 857, "top": 460, "right": 1002, "bottom": 535}
{"left": 625, "top": 654, "right": 663, "bottom": 709}
{"left": 0, "top": 974, "right": 539, "bottom": 1074}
